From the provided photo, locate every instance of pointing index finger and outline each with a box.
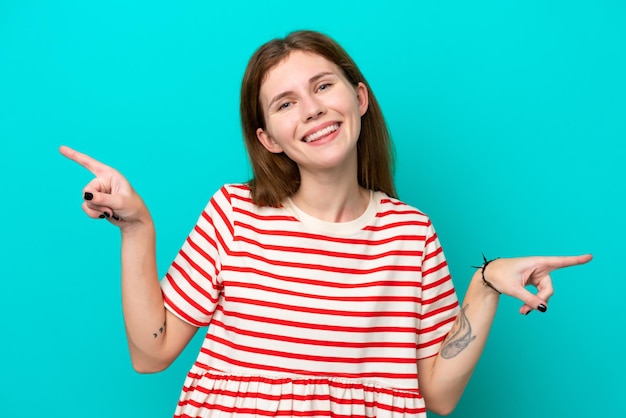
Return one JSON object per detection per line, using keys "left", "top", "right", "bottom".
{"left": 59, "top": 145, "right": 111, "bottom": 175}
{"left": 542, "top": 254, "right": 593, "bottom": 270}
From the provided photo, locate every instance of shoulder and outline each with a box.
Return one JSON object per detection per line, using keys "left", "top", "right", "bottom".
{"left": 374, "top": 191, "right": 433, "bottom": 226}
{"left": 214, "top": 183, "right": 253, "bottom": 204}
{"left": 212, "top": 183, "right": 293, "bottom": 218}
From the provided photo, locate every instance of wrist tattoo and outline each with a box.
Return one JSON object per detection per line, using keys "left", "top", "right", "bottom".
{"left": 152, "top": 320, "right": 166, "bottom": 339}
{"left": 441, "top": 304, "right": 476, "bottom": 359}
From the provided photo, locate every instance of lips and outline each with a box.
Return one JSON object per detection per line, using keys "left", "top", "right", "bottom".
{"left": 302, "top": 123, "right": 340, "bottom": 143}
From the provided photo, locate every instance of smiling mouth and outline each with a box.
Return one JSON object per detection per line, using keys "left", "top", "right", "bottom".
{"left": 302, "top": 123, "right": 340, "bottom": 143}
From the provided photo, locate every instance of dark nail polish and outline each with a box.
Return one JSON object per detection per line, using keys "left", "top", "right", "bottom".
{"left": 524, "top": 310, "right": 531, "bottom": 315}
{"left": 84, "top": 192, "right": 93, "bottom": 201}
{"left": 112, "top": 214, "right": 120, "bottom": 221}
{"left": 103, "top": 212, "right": 110, "bottom": 218}
{"left": 538, "top": 303, "right": 547, "bottom": 313}
{"left": 99, "top": 214, "right": 105, "bottom": 219}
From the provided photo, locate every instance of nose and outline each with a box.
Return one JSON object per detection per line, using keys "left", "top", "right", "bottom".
{"left": 301, "top": 95, "right": 325, "bottom": 121}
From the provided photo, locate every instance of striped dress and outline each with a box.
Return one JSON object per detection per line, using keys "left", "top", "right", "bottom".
{"left": 160, "top": 184, "right": 459, "bottom": 418}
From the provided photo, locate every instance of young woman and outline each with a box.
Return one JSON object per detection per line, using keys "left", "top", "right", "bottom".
{"left": 60, "top": 30, "right": 591, "bottom": 417}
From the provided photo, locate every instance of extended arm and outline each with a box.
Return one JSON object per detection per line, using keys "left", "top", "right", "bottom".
{"left": 60, "top": 146, "right": 197, "bottom": 373}
{"left": 418, "top": 254, "right": 592, "bottom": 415}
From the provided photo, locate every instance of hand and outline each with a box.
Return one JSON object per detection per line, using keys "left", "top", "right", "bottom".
{"left": 485, "top": 254, "right": 592, "bottom": 314}
{"left": 59, "top": 145, "right": 151, "bottom": 232}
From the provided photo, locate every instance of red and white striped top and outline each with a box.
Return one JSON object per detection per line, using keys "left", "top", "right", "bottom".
{"left": 161, "top": 184, "right": 459, "bottom": 417}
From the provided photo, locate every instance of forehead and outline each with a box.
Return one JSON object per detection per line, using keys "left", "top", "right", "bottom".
{"left": 260, "top": 51, "right": 342, "bottom": 98}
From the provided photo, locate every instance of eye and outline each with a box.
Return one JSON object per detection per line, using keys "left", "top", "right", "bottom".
{"left": 278, "top": 101, "right": 292, "bottom": 110}
{"left": 317, "top": 83, "right": 332, "bottom": 92}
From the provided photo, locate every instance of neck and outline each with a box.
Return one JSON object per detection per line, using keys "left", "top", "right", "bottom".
{"left": 291, "top": 172, "right": 369, "bottom": 223}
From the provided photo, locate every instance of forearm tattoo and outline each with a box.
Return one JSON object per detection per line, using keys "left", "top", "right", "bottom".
{"left": 441, "top": 304, "right": 476, "bottom": 359}
{"left": 152, "top": 320, "right": 166, "bottom": 339}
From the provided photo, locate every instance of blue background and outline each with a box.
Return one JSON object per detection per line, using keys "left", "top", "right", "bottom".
{"left": 1, "top": 1, "right": 624, "bottom": 417}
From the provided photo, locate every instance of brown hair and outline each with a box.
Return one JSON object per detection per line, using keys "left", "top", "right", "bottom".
{"left": 240, "top": 30, "right": 396, "bottom": 206}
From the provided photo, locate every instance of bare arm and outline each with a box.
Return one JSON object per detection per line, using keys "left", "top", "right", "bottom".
{"left": 119, "top": 219, "right": 197, "bottom": 373}
{"left": 60, "top": 145, "right": 197, "bottom": 373}
{"left": 418, "top": 254, "right": 592, "bottom": 415}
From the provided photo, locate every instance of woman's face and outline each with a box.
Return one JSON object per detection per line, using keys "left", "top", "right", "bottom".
{"left": 256, "top": 51, "right": 368, "bottom": 176}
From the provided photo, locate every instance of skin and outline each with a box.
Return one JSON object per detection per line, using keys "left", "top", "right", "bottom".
{"left": 415, "top": 254, "right": 591, "bottom": 415}
{"left": 59, "top": 50, "right": 593, "bottom": 415}
{"left": 59, "top": 145, "right": 197, "bottom": 373}
{"left": 256, "top": 51, "right": 370, "bottom": 222}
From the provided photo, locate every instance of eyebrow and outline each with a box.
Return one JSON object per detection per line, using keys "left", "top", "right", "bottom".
{"left": 267, "top": 71, "right": 336, "bottom": 109}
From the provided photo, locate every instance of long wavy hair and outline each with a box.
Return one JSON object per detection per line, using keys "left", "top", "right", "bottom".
{"left": 240, "top": 30, "right": 396, "bottom": 206}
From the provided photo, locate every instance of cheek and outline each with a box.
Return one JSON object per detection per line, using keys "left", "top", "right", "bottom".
{"left": 335, "top": 91, "right": 361, "bottom": 117}
{"left": 269, "top": 114, "right": 299, "bottom": 138}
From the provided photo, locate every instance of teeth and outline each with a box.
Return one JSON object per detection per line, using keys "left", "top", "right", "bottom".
{"left": 303, "top": 124, "right": 339, "bottom": 143}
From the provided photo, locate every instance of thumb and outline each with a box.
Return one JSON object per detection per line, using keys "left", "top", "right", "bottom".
{"left": 516, "top": 287, "right": 549, "bottom": 315}
{"left": 82, "top": 189, "right": 120, "bottom": 220}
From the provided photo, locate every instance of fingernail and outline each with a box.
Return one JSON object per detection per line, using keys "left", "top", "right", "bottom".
{"left": 103, "top": 212, "right": 110, "bottom": 218}
{"left": 524, "top": 310, "right": 531, "bottom": 315}
{"left": 99, "top": 214, "right": 105, "bottom": 219}
{"left": 84, "top": 192, "right": 93, "bottom": 201}
{"left": 112, "top": 214, "right": 120, "bottom": 221}
{"left": 538, "top": 304, "right": 547, "bottom": 313}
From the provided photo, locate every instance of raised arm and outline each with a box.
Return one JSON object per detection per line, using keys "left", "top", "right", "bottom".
{"left": 59, "top": 145, "right": 197, "bottom": 373}
{"left": 417, "top": 253, "right": 592, "bottom": 415}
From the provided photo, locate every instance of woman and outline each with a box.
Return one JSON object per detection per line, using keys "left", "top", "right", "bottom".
{"left": 60, "top": 30, "right": 591, "bottom": 417}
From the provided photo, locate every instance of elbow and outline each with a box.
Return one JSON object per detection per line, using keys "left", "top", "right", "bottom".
{"left": 132, "top": 363, "right": 165, "bottom": 374}
{"left": 425, "top": 398, "right": 460, "bottom": 416}
{"left": 128, "top": 341, "right": 174, "bottom": 374}
{"left": 130, "top": 355, "right": 172, "bottom": 374}
{"left": 428, "top": 404, "right": 457, "bottom": 417}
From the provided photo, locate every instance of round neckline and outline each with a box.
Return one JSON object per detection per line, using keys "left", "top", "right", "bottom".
{"left": 284, "top": 190, "right": 379, "bottom": 236}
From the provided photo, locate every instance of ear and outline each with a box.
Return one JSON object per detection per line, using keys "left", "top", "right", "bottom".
{"left": 356, "top": 82, "right": 369, "bottom": 117}
{"left": 256, "top": 127, "right": 284, "bottom": 153}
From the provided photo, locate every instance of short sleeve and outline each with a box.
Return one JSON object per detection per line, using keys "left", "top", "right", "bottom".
{"left": 415, "top": 219, "right": 460, "bottom": 360}
{"left": 160, "top": 186, "right": 234, "bottom": 327}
